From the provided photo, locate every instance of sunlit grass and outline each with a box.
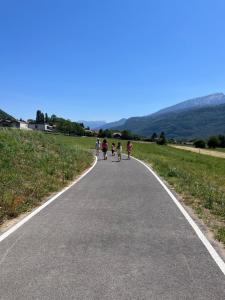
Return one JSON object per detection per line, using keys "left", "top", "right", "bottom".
{"left": 0, "top": 129, "right": 93, "bottom": 224}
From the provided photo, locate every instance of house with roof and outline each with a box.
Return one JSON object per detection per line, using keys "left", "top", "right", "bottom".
{"left": 0, "top": 119, "right": 29, "bottom": 129}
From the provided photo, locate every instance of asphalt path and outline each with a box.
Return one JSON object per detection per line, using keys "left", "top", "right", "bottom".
{"left": 0, "top": 152, "right": 225, "bottom": 299}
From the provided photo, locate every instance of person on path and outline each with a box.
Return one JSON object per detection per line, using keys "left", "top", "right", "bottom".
{"left": 95, "top": 138, "right": 101, "bottom": 156}
{"left": 111, "top": 143, "right": 116, "bottom": 156}
{"left": 117, "top": 142, "right": 122, "bottom": 161}
{"left": 102, "top": 139, "right": 109, "bottom": 160}
{"left": 127, "top": 141, "right": 133, "bottom": 159}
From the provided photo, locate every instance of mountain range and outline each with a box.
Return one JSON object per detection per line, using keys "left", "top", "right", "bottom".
{"left": 2, "top": 93, "right": 225, "bottom": 139}
{"left": 96, "top": 93, "right": 225, "bottom": 139}
{"left": 78, "top": 120, "right": 107, "bottom": 129}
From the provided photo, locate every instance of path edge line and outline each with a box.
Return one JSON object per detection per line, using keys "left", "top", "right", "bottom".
{"left": 131, "top": 155, "right": 225, "bottom": 276}
{"left": 0, "top": 156, "right": 98, "bottom": 243}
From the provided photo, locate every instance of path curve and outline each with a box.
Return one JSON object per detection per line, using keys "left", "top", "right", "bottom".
{"left": 0, "top": 153, "right": 225, "bottom": 299}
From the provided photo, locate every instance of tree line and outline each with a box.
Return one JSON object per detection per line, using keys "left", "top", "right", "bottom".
{"left": 28, "top": 110, "right": 85, "bottom": 136}
{"left": 30, "top": 110, "right": 168, "bottom": 143}
{"left": 194, "top": 135, "right": 225, "bottom": 149}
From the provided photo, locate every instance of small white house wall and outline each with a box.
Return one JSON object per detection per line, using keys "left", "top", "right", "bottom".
{"left": 28, "top": 123, "right": 52, "bottom": 131}
{"left": 19, "top": 122, "right": 29, "bottom": 129}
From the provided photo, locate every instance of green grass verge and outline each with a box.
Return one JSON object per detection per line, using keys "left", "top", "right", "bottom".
{"left": 0, "top": 129, "right": 93, "bottom": 224}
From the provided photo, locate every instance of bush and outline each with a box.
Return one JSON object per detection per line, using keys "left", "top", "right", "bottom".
{"left": 208, "top": 136, "right": 219, "bottom": 149}
{"left": 194, "top": 139, "right": 206, "bottom": 148}
{"left": 156, "top": 132, "right": 167, "bottom": 145}
{"left": 218, "top": 135, "right": 225, "bottom": 148}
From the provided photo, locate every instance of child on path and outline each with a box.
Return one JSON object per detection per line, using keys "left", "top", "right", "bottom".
{"left": 102, "top": 139, "right": 109, "bottom": 160}
{"left": 95, "top": 138, "right": 101, "bottom": 156}
{"left": 127, "top": 141, "right": 133, "bottom": 159}
{"left": 111, "top": 143, "right": 116, "bottom": 156}
{"left": 117, "top": 142, "right": 122, "bottom": 161}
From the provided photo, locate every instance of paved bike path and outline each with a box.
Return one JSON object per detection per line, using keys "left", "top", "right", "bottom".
{"left": 0, "top": 154, "right": 225, "bottom": 299}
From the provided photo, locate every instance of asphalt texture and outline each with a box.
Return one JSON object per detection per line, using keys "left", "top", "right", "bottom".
{"left": 0, "top": 152, "right": 225, "bottom": 299}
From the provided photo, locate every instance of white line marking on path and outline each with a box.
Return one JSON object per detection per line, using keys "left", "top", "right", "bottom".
{"left": 0, "top": 156, "right": 98, "bottom": 243}
{"left": 131, "top": 156, "right": 225, "bottom": 277}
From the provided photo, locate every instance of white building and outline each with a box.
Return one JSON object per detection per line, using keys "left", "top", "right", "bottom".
{"left": 0, "top": 119, "right": 29, "bottom": 130}
{"left": 28, "top": 123, "right": 53, "bottom": 132}
{"left": 112, "top": 132, "right": 122, "bottom": 138}
{"left": 18, "top": 121, "right": 29, "bottom": 130}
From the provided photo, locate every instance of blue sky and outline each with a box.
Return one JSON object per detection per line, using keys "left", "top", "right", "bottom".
{"left": 1, "top": 0, "right": 225, "bottom": 122}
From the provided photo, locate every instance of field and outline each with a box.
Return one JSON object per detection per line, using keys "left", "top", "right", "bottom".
{"left": 0, "top": 130, "right": 93, "bottom": 224}
{"left": 170, "top": 144, "right": 225, "bottom": 159}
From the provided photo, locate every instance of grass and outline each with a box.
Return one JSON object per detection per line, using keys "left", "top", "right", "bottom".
{"left": 59, "top": 136, "right": 225, "bottom": 245}
{"left": 0, "top": 129, "right": 93, "bottom": 224}
{"left": 215, "top": 148, "right": 225, "bottom": 153}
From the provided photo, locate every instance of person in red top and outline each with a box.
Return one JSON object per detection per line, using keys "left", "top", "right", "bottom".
{"left": 127, "top": 141, "right": 133, "bottom": 160}
{"left": 101, "top": 139, "right": 109, "bottom": 160}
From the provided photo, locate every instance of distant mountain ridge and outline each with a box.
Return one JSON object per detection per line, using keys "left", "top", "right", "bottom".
{"left": 97, "top": 118, "right": 127, "bottom": 130}
{"left": 0, "top": 109, "right": 15, "bottom": 120}
{"left": 78, "top": 120, "right": 107, "bottom": 129}
{"left": 153, "top": 93, "right": 225, "bottom": 116}
{"left": 108, "top": 93, "right": 225, "bottom": 139}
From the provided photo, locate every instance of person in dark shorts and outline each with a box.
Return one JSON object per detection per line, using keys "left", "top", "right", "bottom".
{"left": 102, "top": 139, "right": 108, "bottom": 160}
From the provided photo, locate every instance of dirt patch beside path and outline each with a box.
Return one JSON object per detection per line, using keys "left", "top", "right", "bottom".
{"left": 170, "top": 145, "right": 225, "bottom": 159}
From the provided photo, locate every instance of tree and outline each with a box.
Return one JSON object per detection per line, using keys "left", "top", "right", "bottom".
{"left": 151, "top": 132, "right": 157, "bottom": 142}
{"left": 157, "top": 132, "right": 167, "bottom": 145}
{"left": 36, "top": 110, "right": 45, "bottom": 124}
{"left": 98, "top": 129, "right": 105, "bottom": 138}
{"left": 121, "top": 130, "right": 132, "bottom": 140}
{"left": 207, "top": 136, "right": 219, "bottom": 149}
{"left": 104, "top": 129, "right": 112, "bottom": 138}
{"left": 40, "top": 113, "right": 45, "bottom": 124}
{"left": 45, "top": 113, "right": 49, "bottom": 123}
{"left": 49, "top": 114, "right": 57, "bottom": 125}
{"left": 194, "top": 139, "right": 206, "bottom": 148}
{"left": 36, "top": 110, "right": 42, "bottom": 123}
{"left": 218, "top": 135, "right": 225, "bottom": 148}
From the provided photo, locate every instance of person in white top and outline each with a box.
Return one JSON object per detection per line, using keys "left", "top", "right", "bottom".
{"left": 95, "top": 138, "right": 101, "bottom": 156}
{"left": 116, "top": 142, "right": 122, "bottom": 161}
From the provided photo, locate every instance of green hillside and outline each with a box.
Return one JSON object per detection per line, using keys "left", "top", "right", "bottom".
{"left": 0, "top": 109, "right": 15, "bottom": 120}
{"left": 115, "top": 104, "right": 225, "bottom": 139}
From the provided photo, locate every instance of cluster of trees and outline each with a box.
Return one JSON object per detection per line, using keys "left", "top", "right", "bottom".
{"left": 144, "top": 132, "right": 167, "bottom": 145}
{"left": 35, "top": 110, "right": 50, "bottom": 124}
{"left": 194, "top": 135, "right": 225, "bottom": 149}
{"left": 30, "top": 110, "right": 85, "bottom": 136}
{"left": 53, "top": 117, "right": 85, "bottom": 136}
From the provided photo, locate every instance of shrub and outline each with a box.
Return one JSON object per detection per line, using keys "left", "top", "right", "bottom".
{"left": 194, "top": 139, "right": 206, "bottom": 148}
{"left": 157, "top": 132, "right": 167, "bottom": 145}
{"left": 207, "top": 136, "right": 219, "bottom": 148}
